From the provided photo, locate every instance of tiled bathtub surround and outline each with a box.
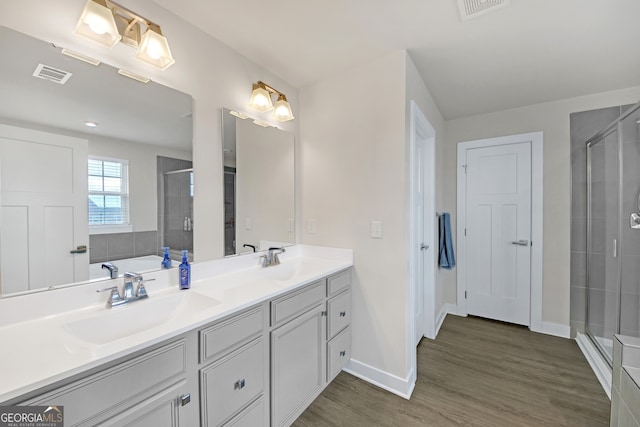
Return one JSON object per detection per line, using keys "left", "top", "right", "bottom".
{"left": 89, "top": 231, "right": 159, "bottom": 264}
{"left": 157, "top": 156, "right": 193, "bottom": 254}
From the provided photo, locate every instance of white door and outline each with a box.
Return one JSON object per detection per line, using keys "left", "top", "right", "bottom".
{"left": 0, "top": 124, "right": 89, "bottom": 294}
{"left": 464, "top": 142, "right": 531, "bottom": 325}
{"left": 413, "top": 135, "right": 426, "bottom": 345}
{"left": 410, "top": 101, "right": 436, "bottom": 345}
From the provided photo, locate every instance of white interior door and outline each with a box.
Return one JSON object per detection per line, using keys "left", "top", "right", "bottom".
{"left": 464, "top": 142, "right": 531, "bottom": 325}
{"left": 413, "top": 135, "right": 426, "bottom": 346}
{"left": 0, "top": 124, "right": 88, "bottom": 294}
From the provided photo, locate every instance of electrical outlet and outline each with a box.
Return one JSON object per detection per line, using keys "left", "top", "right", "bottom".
{"left": 371, "top": 221, "right": 383, "bottom": 238}
{"left": 244, "top": 217, "right": 252, "bottom": 230}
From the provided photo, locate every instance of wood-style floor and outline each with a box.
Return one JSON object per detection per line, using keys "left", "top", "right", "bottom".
{"left": 294, "top": 315, "right": 611, "bottom": 426}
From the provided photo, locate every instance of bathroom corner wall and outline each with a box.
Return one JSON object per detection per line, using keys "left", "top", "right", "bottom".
{"left": 569, "top": 105, "right": 632, "bottom": 338}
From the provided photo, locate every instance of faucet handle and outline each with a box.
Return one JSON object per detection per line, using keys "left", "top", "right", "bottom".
{"left": 134, "top": 276, "right": 154, "bottom": 298}
{"left": 97, "top": 286, "right": 123, "bottom": 307}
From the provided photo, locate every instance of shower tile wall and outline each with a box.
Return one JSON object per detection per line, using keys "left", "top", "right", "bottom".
{"left": 157, "top": 156, "right": 193, "bottom": 255}
{"left": 570, "top": 105, "right": 629, "bottom": 338}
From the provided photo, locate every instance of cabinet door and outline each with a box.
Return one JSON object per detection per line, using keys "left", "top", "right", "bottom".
{"left": 271, "top": 304, "right": 325, "bottom": 427}
{"left": 97, "top": 380, "right": 195, "bottom": 427}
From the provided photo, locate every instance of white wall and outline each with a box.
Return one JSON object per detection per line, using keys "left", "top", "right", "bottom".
{"left": 444, "top": 86, "right": 640, "bottom": 326}
{"left": 300, "top": 50, "right": 446, "bottom": 394}
{"left": 0, "top": 0, "right": 299, "bottom": 262}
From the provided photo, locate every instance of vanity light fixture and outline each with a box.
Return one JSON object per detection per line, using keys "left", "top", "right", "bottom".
{"left": 74, "top": 0, "right": 175, "bottom": 70}
{"left": 248, "top": 81, "right": 295, "bottom": 122}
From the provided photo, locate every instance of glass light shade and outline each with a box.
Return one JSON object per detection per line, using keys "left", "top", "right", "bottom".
{"left": 272, "top": 94, "right": 294, "bottom": 122}
{"left": 248, "top": 84, "right": 274, "bottom": 112}
{"left": 74, "top": 0, "right": 121, "bottom": 48}
{"left": 135, "top": 27, "right": 175, "bottom": 70}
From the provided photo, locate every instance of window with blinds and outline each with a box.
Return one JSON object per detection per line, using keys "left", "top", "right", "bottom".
{"left": 88, "top": 157, "right": 129, "bottom": 225}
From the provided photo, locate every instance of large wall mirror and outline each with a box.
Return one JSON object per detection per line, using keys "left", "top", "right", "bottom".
{"left": 222, "top": 108, "right": 295, "bottom": 256}
{"left": 0, "top": 26, "right": 193, "bottom": 297}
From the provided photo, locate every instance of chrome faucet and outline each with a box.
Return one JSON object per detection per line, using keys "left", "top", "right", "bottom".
{"left": 97, "top": 272, "right": 151, "bottom": 308}
{"left": 260, "top": 247, "right": 286, "bottom": 268}
{"left": 101, "top": 262, "right": 119, "bottom": 279}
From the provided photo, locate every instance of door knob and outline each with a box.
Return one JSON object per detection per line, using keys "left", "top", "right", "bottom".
{"left": 511, "top": 240, "right": 529, "bottom": 246}
{"left": 70, "top": 245, "right": 87, "bottom": 254}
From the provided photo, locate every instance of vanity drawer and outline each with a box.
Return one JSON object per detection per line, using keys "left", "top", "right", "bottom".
{"left": 22, "top": 339, "right": 187, "bottom": 427}
{"left": 271, "top": 280, "right": 325, "bottom": 326}
{"left": 327, "top": 327, "right": 351, "bottom": 382}
{"left": 327, "top": 291, "right": 351, "bottom": 339}
{"left": 201, "top": 338, "right": 265, "bottom": 427}
{"left": 327, "top": 269, "right": 351, "bottom": 297}
{"left": 200, "top": 305, "right": 264, "bottom": 363}
{"left": 222, "top": 396, "right": 266, "bottom": 427}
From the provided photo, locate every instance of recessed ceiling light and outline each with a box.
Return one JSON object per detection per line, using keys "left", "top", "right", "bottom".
{"left": 84, "top": 121, "right": 98, "bottom": 128}
{"left": 60, "top": 48, "right": 101, "bottom": 66}
{"left": 117, "top": 68, "right": 150, "bottom": 83}
{"left": 253, "top": 119, "right": 271, "bottom": 128}
{"left": 229, "top": 110, "right": 248, "bottom": 119}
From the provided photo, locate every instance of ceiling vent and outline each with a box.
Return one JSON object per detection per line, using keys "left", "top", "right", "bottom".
{"left": 457, "top": 0, "right": 510, "bottom": 21}
{"left": 32, "top": 63, "right": 73, "bottom": 84}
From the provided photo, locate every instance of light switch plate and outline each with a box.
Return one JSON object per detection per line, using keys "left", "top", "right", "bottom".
{"left": 287, "top": 218, "right": 294, "bottom": 233}
{"left": 245, "top": 217, "right": 252, "bottom": 230}
{"left": 371, "top": 221, "right": 383, "bottom": 238}
{"left": 307, "top": 219, "right": 317, "bottom": 234}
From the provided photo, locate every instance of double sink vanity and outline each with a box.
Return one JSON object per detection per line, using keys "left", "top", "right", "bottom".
{"left": 0, "top": 245, "right": 353, "bottom": 426}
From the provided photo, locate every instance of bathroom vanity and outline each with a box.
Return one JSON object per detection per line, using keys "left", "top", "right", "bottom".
{"left": 0, "top": 245, "right": 352, "bottom": 427}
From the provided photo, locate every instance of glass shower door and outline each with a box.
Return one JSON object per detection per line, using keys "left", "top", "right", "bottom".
{"left": 619, "top": 107, "right": 640, "bottom": 340}
{"left": 587, "top": 127, "right": 620, "bottom": 362}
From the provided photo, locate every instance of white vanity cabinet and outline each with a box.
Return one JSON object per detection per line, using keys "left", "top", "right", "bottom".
{"left": 270, "top": 269, "right": 352, "bottom": 427}
{"left": 19, "top": 335, "right": 199, "bottom": 427}
{"left": 198, "top": 304, "right": 268, "bottom": 427}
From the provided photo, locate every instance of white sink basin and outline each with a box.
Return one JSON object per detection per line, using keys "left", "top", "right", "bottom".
{"left": 63, "top": 291, "right": 219, "bottom": 344}
{"left": 254, "top": 262, "right": 300, "bottom": 281}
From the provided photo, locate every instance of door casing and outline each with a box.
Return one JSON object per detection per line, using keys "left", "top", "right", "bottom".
{"left": 456, "top": 131, "right": 543, "bottom": 332}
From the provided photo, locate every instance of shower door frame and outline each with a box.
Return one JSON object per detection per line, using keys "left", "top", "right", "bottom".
{"left": 584, "top": 101, "right": 640, "bottom": 364}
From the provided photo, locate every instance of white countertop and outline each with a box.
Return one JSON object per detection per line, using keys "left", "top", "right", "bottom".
{"left": 0, "top": 245, "right": 353, "bottom": 403}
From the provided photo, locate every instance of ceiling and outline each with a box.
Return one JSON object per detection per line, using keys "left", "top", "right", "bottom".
{"left": 0, "top": 26, "right": 192, "bottom": 150}
{"left": 154, "top": 0, "right": 640, "bottom": 120}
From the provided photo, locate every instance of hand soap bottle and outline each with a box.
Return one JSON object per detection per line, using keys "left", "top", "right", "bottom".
{"left": 161, "top": 247, "right": 172, "bottom": 269}
{"left": 179, "top": 250, "right": 190, "bottom": 290}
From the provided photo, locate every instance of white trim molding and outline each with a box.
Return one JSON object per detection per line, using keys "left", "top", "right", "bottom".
{"left": 456, "top": 131, "right": 544, "bottom": 332}
{"left": 344, "top": 359, "right": 416, "bottom": 400}
{"left": 540, "top": 321, "right": 570, "bottom": 339}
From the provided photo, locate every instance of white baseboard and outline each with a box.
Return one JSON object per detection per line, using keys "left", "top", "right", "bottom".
{"left": 576, "top": 333, "right": 612, "bottom": 399}
{"left": 536, "top": 321, "right": 571, "bottom": 339}
{"left": 343, "top": 358, "right": 415, "bottom": 400}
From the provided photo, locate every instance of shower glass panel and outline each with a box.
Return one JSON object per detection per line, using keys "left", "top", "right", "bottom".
{"left": 587, "top": 129, "right": 620, "bottom": 361}
{"left": 586, "top": 102, "right": 640, "bottom": 364}
{"left": 161, "top": 168, "right": 194, "bottom": 257}
{"left": 619, "top": 107, "right": 640, "bottom": 339}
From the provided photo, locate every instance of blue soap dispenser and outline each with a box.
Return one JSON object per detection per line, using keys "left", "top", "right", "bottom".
{"left": 161, "top": 247, "right": 172, "bottom": 269}
{"left": 179, "top": 250, "right": 190, "bottom": 290}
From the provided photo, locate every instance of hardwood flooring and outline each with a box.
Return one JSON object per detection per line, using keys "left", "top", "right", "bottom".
{"left": 294, "top": 315, "right": 611, "bottom": 426}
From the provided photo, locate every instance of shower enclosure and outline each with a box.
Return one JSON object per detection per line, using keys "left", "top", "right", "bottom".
{"left": 586, "top": 102, "right": 640, "bottom": 363}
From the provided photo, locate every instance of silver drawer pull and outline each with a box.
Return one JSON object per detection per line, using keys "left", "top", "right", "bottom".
{"left": 234, "top": 379, "right": 246, "bottom": 390}
{"left": 339, "top": 311, "right": 347, "bottom": 317}
{"left": 511, "top": 240, "right": 529, "bottom": 246}
{"left": 180, "top": 393, "right": 191, "bottom": 406}
{"left": 339, "top": 350, "right": 346, "bottom": 357}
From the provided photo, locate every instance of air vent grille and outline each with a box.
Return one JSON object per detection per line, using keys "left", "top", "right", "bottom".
{"left": 32, "top": 63, "right": 73, "bottom": 84}
{"left": 458, "top": 0, "right": 510, "bottom": 21}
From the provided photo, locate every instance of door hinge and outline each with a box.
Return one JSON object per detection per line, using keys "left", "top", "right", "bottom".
{"left": 463, "top": 164, "right": 468, "bottom": 174}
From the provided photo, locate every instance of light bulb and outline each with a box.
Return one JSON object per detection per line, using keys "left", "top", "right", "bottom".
{"left": 146, "top": 39, "right": 163, "bottom": 60}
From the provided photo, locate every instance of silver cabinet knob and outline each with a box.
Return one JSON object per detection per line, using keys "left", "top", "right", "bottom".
{"left": 180, "top": 393, "right": 191, "bottom": 406}
{"left": 339, "top": 311, "right": 347, "bottom": 317}
{"left": 339, "top": 350, "right": 346, "bottom": 357}
{"left": 234, "top": 379, "right": 246, "bottom": 390}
